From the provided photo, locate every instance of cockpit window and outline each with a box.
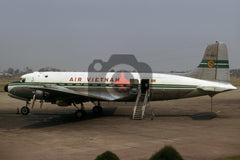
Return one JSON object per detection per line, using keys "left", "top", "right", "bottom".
{"left": 20, "top": 78, "right": 26, "bottom": 83}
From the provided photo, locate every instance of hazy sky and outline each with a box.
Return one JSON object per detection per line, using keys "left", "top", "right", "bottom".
{"left": 0, "top": 0, "right": 239, "bottom": 72}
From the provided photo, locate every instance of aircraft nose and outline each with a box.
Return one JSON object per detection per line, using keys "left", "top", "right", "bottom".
{"left": 4, "top": 84, "right": 8, "bottom": 92}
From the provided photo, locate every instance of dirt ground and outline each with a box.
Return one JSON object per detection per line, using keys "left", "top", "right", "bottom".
{"left": 0, "top": 89, "right": 239, "bottom": 160}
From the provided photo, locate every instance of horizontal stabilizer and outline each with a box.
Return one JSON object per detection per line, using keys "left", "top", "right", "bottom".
{"left": 197, "top": 84, "right": 236, "bottom": 93}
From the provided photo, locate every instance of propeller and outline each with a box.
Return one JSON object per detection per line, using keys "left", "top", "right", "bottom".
{"left": 31, "top": 94, "right": 36, "bottom": 109}
{"left": 31, "top": 90, "right": 44, "bottom": 109}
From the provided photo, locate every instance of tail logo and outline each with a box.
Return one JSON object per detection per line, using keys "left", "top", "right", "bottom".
{"left": 207, "top": 60, "right": 215, "bottom": 68}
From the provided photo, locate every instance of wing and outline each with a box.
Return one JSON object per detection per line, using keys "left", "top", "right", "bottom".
{"left": 26, "top": 84, "right": 125, "bottom": 101}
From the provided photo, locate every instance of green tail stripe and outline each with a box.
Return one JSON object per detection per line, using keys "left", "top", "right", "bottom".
{"left": 200, "top": 60, "right": 229, "bottom": 63}
{"left": 198, "top": 59, "right": 229, "bottom": 68}
{"left": 198, "top": 64, "right": 229, "bottom": 68}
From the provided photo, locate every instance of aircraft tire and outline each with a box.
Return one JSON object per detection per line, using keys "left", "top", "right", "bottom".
{"left": 74, "top": 110, "right": 86, "bottom": 119}
{"left": 92, "top": 106, "right": 103, "bottom": 115}
{"left": 21, "top": 106, "right": 30, "bottom": 115}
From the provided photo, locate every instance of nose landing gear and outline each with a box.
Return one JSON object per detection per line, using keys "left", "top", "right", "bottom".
{"left": 21, "top": 106, "right": 30, "bottom": 115}
{"left": 21, "top": 102, "right": 30, "bottom": 115}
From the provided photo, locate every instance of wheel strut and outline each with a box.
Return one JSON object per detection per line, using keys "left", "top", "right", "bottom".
{"left": 73, "top": 103, "right": 86, "bottom": 119}
{"left": 21, "top": 101, "right": 30, "bottom": 115}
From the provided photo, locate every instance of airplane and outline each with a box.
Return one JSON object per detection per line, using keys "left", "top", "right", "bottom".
{"left": 4, "top": 41, "right": 237, "bottom": 119}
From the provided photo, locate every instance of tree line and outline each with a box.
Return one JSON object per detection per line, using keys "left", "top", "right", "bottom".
{"left": 1, "top": 67, "right": 61, "bottom": 76}
{"left": 230, "top": 69, "right": 240, "bottom": 77}
{"left": 1, "top": 67, "right": 240, "bottom": 77}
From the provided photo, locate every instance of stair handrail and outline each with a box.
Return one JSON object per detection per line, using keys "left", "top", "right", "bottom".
{"left": 132, "top": 86, "right": 141, "bottom": 119}
{"left": 141, "top": 88, "right": 150, "bottom": 119}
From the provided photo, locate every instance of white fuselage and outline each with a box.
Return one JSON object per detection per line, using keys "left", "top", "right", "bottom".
{"left": 12, "top": 71, "right": 235, "bottom": 101}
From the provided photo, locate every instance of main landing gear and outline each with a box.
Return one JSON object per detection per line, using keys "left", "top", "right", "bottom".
{"left": 92, "top": 106, "right": 103, "bottom": 114}
{"left": 73, "top": 101, "right": 103, "bottom": 119}
{"left": 92, "top": 101, "right": 103, "bottom": 116}
{"left": 73, "top": 103, "right": 86, "bottom": 119}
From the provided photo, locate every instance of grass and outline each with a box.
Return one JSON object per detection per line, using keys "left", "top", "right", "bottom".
{"left": 0, "top": 77, "right": 19, "bottom": 92}
{"left": 230, "top": 77, "right": 240, "bottom": 86}
{"left": 215, "top": 156, "right": 240, "bottom": 160}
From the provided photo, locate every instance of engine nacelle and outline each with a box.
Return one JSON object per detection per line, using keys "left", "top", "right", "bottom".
{"left": 56, "top": 100, "right": 71, "bottom": 106}
{"left": 34, "top": 90, "right": 44, "bottom": 99}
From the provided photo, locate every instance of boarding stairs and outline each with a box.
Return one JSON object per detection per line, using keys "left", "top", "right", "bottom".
{"left": 132, "top": 87, "right": 150, "bottom": 120}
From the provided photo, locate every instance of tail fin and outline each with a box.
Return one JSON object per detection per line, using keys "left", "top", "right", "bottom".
{"left": 187, "top": 41, "right": 230, "bottom": 82}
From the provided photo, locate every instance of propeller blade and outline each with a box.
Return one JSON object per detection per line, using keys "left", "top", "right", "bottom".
{"left": 40, "top": 100, "right": 43, "bottom": 109}
{"left": 32, "top": 94, "right": 36, "bottom": 109}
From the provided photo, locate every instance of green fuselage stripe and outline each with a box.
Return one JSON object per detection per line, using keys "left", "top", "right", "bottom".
{"left": 9, "top": 82, "right": 197, "bottom": 89}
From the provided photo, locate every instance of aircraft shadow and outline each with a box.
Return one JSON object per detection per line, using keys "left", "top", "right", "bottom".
{"left": 144, "top": 112, "right": 217, "bottom": 120}
{"left": 19, "top": 109, "right": 217, "bottom": 129}
{"left": 22, "top": 107, "right": 118, "bottom": 129}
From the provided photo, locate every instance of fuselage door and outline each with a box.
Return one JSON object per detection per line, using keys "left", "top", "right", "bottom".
{"left": 141, "top": 79, "right": 149, "bottom": 93}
